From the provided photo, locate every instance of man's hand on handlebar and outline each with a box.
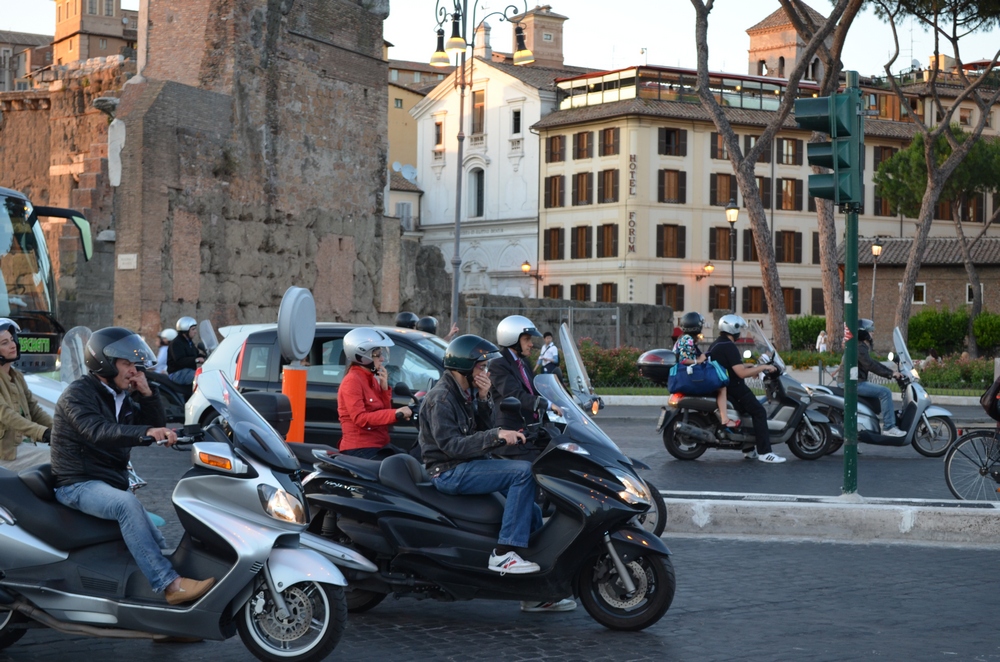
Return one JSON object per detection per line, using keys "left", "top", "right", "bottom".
{"left": 550, "top": 403, "right": 564, "bottom": 417}
{"left": 146, "top": 427, "right": 178, "bottom": 446}
{"left": 498, "top": 429, "right": 526, "bottom": 446}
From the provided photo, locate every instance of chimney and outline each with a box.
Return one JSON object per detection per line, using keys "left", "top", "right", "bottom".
{"left": 474, "top": 22, "right": 492, "bottom": 60}
{"left": 512, "top": 5, "right": 568, "bottom": 68}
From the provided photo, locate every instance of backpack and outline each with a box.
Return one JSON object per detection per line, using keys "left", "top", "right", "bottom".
{"left": 980, "top": 375, "right": 1000, "bottom": 422}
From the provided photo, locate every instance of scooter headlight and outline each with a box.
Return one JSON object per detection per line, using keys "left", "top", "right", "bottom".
{"left": 258, "top": 485, "right": 306, "bottom": 524}
{"left": 609, "top": 468, "right": 650, "bottom": 506}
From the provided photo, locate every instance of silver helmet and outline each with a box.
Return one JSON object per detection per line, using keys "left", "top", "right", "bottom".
{"left": 496, "top": 315, "right": 542, "bottom": 348}
{"left": 343, "top": 327, "right": 395, "bottom": 366}
{"left": 717, "top": 314, "right": 748, "bottom": 337}
{"left": 175, "top": 316, "right": 197, "bottom": 333}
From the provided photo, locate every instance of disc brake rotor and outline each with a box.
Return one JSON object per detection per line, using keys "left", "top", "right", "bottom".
{"left": 255, "top": 586, "right": 314, "bottom": 642}
{"left": 597, "top": 560, "right": 650, "bottom": 609}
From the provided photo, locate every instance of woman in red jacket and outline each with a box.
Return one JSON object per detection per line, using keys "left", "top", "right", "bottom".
{"left": 337, "top": 327, "right": 412, "bottom": 459}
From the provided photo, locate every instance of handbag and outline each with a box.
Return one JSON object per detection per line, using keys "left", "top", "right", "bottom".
{"left": 668, "top": 359, "right": 729, "bottom": 396}
{"left": 980, "top": 376, "right": 1000, "bottom": 422}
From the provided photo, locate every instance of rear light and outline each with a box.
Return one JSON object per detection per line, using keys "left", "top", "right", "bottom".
{"left": 233, "top": 339, "right": 248, "bottom": 389}
{"left": 192, "top": 366, "right": 202, "bottom": 393}
{"left": 668, "top": 393, "right": 684, "bottom": 407}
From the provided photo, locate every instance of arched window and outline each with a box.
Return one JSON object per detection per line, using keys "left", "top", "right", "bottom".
{"left": 778, "top": 57, "right": 785, "bottom": 78}
{"left": 809, "top": 58, "right": 819, "bottom": 80}
{"left": 757, "top": 60, "right": 766, "bottom": 76}
{"left": 468, "top": 168, "right": 485, "bottom": 217}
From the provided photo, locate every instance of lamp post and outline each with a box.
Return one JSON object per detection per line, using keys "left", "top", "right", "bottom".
{"left": 521, "top": 260, "right": 543, "bottom": 298}
{"left": 725, "top": 198, "right": 739, "bottom": 311}
{"left": 696, "top": 262, "right": 715, "bottom": 281}
{"left": 431, "top": 1, "right": 534, "bottom": 333}
{"left": 870, "top": 236, "right": 883, "bottom": 321}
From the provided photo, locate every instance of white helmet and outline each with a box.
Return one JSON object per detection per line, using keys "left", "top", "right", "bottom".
{"left": 718, "top": 314, "right": 747, "bottom": 337}
{"left": 343, "top": 327, "right": 395, "bottom": 366}
{"left": 176, "top": 316, "right": 197, "bottom": 333}
{"left": 496, "top": 315, "right": 542, "bottom": 348}
{"left": 159, "top": 328, "right": 178, "bottom": 342}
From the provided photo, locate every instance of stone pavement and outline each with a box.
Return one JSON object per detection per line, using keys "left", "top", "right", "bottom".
{"left": 3, "top": 537, "right": 999, "bottom": 662}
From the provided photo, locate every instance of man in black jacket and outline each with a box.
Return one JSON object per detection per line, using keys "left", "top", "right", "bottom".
{"left": 51, "top": 327, "right": 214, "bottom": 606}
{"left": 854, "top": 319, "right": 906, "bottom": 436}
{"left": 167, "top": 316, "right": 205, "bottom": 387}
{"left": 419, "top": 334, "right": 542, "bottom": 575}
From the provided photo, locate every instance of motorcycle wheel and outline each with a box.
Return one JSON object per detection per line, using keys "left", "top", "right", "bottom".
{"left": 0, "top": 608, "right": 26, "bottom": 650}
{"left": 238, "top": 581, "right": 347, "bottom": 662}
{"left": 821, "top": 408, "right": 844, "bottom": 455}
{"left": 635, "top": 480, "right": 666, "bottom": 538}
{"left": 912, "top": 415, "right": 956, "bottom": 458}
{"left": 786, "top": 421, "right": 830, "bottom": 461}
{"left": 346, "top": 588, "right": 387, "bottom": 613}
{"left": 578, "top": 552, "right": 675, "bottom": 631}
{"left": 662, "top": 415, "right": 709, "bottom": 460}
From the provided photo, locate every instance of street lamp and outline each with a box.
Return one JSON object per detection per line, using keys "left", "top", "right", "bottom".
{"left": 870, "top": 236, "right": 883, "bottom": 320}
{"left": 725, "top": 198, "right": 739, "bottom": 311}
{"left": 521, "top": 260, "right": 543, "bottom": 298}
{"left": 696, "top": 261, "right": 715, "bottom": 281}
{"left": 430, "top": 1, "right": 534, "bottom": 334}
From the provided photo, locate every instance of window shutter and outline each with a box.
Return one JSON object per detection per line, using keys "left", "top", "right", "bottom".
{"left": 794, "top": 139, "right": 803, "bottom": 165}
{"left": 612, "top": 224, "right": 619, "bottom": 256}
{"left": 975, "top": 193, "right": 985, "bottom": 222}
{"left": 558, "top": 176, "right": 565, "bottom": 207}
{"left": 588, "top": 132, "right": 594, "bottom": 158}
{"left": 743, "top": 229, "right": 752, "bottom": 261}
{"left": 728, "top": 175, "right": 737, "bottom": 204}
{"left": 613, "top": 128, "right": 620, "bottom": 155}
{"left": 742, "top": 287, "right": 750, "bottom": 313}
{"left": 710, "top": 173, "right": 718, "bottom": 206}
{"left": 678, "top": 171, "right": 687, "bottom": 204}
{"left": 558, "top": 137, "right": 565, "bottom": 161}
{"left": 545, "top": 139, "right": 551, "bottom": 163}
{"left": 760, "top": 177, "right": 771, "bottom": 209}
{"left": 656, "top": 225, "right": 664, "bottom": 257}
{"left": 612, "top": 170, "right": 619, "bottom": 202}
{"left": 794, "top": 232, "right": 802, "bottom": 263}
{"left": 795, "top": 179, "right": 803, "bottom": 211}
{"left": 794, "top": 288, "right": 802, "bottom": 314}
{"left": 762, "top": 138, "right": 772, "bottom": 163}
{"left": 743, "top": 135, "right": 752, "bottom": 155}
{"left": 586, "top": 226, "right": 593, "bottom": 258}
{"left": 658, "top": 128, "right": 667, "bottom": 155}
{"left": 678, "top": 225, "right": 686, "bottom": 258}
{"left": 572, "top": 174, "right": 579, "bottom": 205}
{"left": 611, "top": 283, "right": 618, "bottom": 302}
{"left": 709, "top": 286, "right": 718, "bottom": 311}
{"left": 710, "top": 132, "right": 719, "bottom": 159}
{"left": 709, "top": 228, "right": 718, "bottom": 260}
{"left": 557, "top": 228, "right": 564, "bottom": 259}
{"left": 812, "top": 288, "right": 825, "bottom": 315}
{"left": 655, "top": 283, "right": 664, "bottom": 305}
{"left": 658, "top": 170, "right": 665, "bottom": 203}
{"left": 677, "top": 285, "right": 685, "bottom": 311}
{"left": 544, "top": 228, "right": 552, "bottom": 257}
{"left": 597, "top": 172, "right": 605, "bottom": 202}
{"left": 808, "top": 194, "right": 816, "bottom": 213}
{"left": 571, "top": 226, "right": 578, "bottom": 258}
{"left": 679, "top": 129, "right": 687, "bottom": 156}
{"left": 597, "top": 226, "right": 605, "bottom": 257}
{"left": 544, "top": 177, "right": 552, "bottom": 209}
{"left": 585, "top": 284, "right": 591, "bottom": 301}
{"left": 587, "top": 173, "right": 594, "bottom": 204}
{"left": 812, "top": 231, "right": 820, "bottom": 265}
{"left": 763, "top": 292, "right": 769, "bottom": 313}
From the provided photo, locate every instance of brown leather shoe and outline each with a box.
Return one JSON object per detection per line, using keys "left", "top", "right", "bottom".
{"left": 165, "top": 577, "right": 215, "bottom": 606}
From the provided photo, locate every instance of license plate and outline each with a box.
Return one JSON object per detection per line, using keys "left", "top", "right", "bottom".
{"left": 656, "top": 407, "right": 667, "bottom": 431}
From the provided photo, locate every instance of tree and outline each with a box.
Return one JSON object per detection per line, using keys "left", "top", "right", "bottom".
{"left": 689, "top": 0, "right": 855, "bottom": 350}
{"left": 874, "top": 128, "right": 1000, "bottom": 354}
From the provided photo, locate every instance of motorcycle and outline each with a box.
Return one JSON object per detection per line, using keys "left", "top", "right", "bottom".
{"left": 0, "top": 369, "right": 373, "bottom": 662}
{"left": 659, "top": 321, "right": 835, "bottom": 461}
{"left": 302, "top": 373, "right": 675, "bottom": 631}
{"left": 810, "top": 327, "right": 955, "bottom": 458}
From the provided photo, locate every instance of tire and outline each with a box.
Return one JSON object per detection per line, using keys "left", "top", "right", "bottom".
{"left": 0, "top": 608, "right": 26, "bottom": 650}
{"left": 635, "top": 480, "right": 666, "bottom": 538}
{"left": 912, "top": 415, "right": 956, "bottom": 458}
{"left": 199, "top": 407, "right": 220, "bottom": 427}
{"left": 238, "top": 581, "right": 347, "bottom": 662}
{"left": 578, "top": 552, "right": 675, "bottom": 631}
{"left": 820, "top": 407, "right": 844, "bottom": 455}
{"left": 786, "top": 421, "right": 829, "bottom": 461}
{"left": 345, "top": 588, "right": 386, "bottom": 613}
{"left": 662, "top": 415, "right": 709, "bottom": 460}
{"left": 944, "top": 431, "right": 1000, "bottom": 501}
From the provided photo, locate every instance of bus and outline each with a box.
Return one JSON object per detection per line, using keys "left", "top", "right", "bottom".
{"left": 0, "top": 186, "right": 93, "bottom": 373}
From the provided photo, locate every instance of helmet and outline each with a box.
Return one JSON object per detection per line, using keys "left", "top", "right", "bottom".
{"left": 343, "top": 327, "right": 395, "bottom": 367}
{"left": 0, "top": 318, "right": 21, "bottom": 364}
{"left": 679, "top": 312, "right": 705, "bottom": 335}
{"left": 86, "top": 327, "right": 157, "bottom": 378}
{"left": 444, "top": 335, "right": 501, "bottom": 375}
{"left": 395, "top": 311, "right": 419, "bottom": 329}
{"left": 176, "top": 316, "right": 197, "bottom": 333}
{"left": 858, "top": 318, "right": 875, "bottom": 343}
{"left": 496, "top": 315, "right": 542, "bottom": 348}
{"left": 415, "top": 316, "right": 438, "bottom": 334}
{"left": 718, "top": 314, "right": 747, "bottom": 338}
{"left": 159, "top": 328, "right": 178, "bottom": 342}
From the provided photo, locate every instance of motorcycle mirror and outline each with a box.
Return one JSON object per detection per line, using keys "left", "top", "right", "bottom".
{"left": 499, "top": 397, "right": 523, "bottom": 414}
{"left": 392, "top": 382, "right": 413, "bottom": 398}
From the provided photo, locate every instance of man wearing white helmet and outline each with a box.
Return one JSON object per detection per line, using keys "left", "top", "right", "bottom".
{"left": 708, "top": 314, "right": 786, "bottom": 464}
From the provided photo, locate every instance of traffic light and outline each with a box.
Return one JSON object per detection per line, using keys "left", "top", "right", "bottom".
{"left": 794, "top": 90, "right": 863, "bottom": 205}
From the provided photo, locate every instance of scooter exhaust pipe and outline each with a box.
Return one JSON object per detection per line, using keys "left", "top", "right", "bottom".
{"left": 12, "top": 600, "right": 159, "bottom": 640}
{"left": 673, "top": 422, "right": 716, "bottom": 443}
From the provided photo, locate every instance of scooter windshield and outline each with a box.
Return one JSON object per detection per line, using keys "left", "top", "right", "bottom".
{"left": 194, "top": 369, "right": 299, "bottom": 472}
{"left": 534, "top": 373, "right": 621, "bottom": 454}
{"left": 892, "top": 327, "right": 919, "bottom": 381}
{"left": 746, "top": 321, "right": 785, "bottom": 373}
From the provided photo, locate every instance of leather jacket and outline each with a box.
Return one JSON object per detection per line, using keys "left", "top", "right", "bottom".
{"left": 857, "top": 341, "right": 895, "bottom": 382}
{"left": 167, "top": 335, "right": 202, "bottom": 373}
{"left": 418, "top": 371, "right": 502, "bottom": 477}
{"left": 50, "top": 374, "right": 166, "bottom": 491}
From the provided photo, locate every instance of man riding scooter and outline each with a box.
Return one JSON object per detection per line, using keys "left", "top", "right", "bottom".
{"left": 852, "top": 319, "right": 906, "bottom": 437}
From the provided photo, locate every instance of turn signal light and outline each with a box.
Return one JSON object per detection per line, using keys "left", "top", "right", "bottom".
{"left": 198, "top": 452, "right": 233, "bottom": 471}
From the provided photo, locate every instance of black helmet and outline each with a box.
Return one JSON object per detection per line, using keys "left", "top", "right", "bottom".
{"left": 444, "top": 334, "right": 501, "bottom": 376}
{"left": 395, "top": 311, "right": 419, "bottom": 329}
{"left": 858, "top": 318, "right": 875, "bottom": 343}
{"left": 0, "top": 317, "right": 21, "bottom": 365}
{"left": 85, "top": 327, "right": 157, "bottom": 378}
{"left": 679, "top": 311, "right": 704, "bottom": 335}
{"left": 416, "top": 316, "right": 438, "bottom": 334}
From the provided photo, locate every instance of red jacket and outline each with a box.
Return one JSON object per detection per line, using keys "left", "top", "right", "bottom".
{"left": 338, "top": 365, "right": 395, "bottom": 451}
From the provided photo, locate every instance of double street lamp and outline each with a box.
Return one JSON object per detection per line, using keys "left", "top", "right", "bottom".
{"left": 725, "top": 198, "right": 739, "bottom": 309}
{"left": 430, "top": 1, "right": 534, "bottom": 332}
{"left": 870, "top": 236, "right": 883, "bottom": 321}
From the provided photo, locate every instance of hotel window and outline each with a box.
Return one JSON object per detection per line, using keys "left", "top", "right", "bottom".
{"left": 709, "top": 173, "right": 736, "bottom": 206}
{"left": 656, "top": 224, "right": 686, "bottom": 258}
{"left": 573, "top": 131, "right": 593, "bottom": 159}
{"left": 776, "top": 178, "right": 803, "bottom": 211}
{"left": 596, "top": 224, "right": 618, "bottom": 258}
{"left": 744, "top": 134, "right": 772, "bottom": 163}
{"left": 742, "top": 229, "right": 759, "bottom": 262}
{"left": 775, "top": 230, "right": 802, "bottom": 263}
{"left": 782, "top": 288, "right": 802, "bottom": 314}
{"left": 709, "top": 286, "right": 732, "bottom": 312}
{"left": 656, "top": 284, "right": 685, "bottom": 310}
{"left": 570, "top": 283, "right": 591, "bottom": 302}
{"left": 544, "top": 176, "right": 565, "bottom": 208}
{"left": 743, "top": 286, "right": 768, "bottom": 314}
{"left": 600, "top": 127, "right": 620, "bottom": 156}
{"left": 777, "top": 138, "right": 803, "bottom": 165}
{"left": 708, "top": 227, "right": 734, "bottom": 261}
{"left": 597, "top": 169, "right": 619, "bottom": 203}
{"left": 572, "top": 172, "right": 593, "bottom": 206}
{"left": 543, "top": 227, "right": 565, "bottom": 260}
{"left": 657, "top": 169, "right": 686, "bottom": 204}
{"left": 543, "top": 284, "right": 563, "bottom": 299}
{"left": 546, "top": 135, "right": 565, "bottom": 162}
{"left": 658, "top": 128, "right": 687, "bottom": 156}
{"left": 709, "top": 132, "right": 732, "bottom": 160}
{"left": 596, "top": 283, "right": 618, "bottom": 303}
{"left": 471, "top": 91, "right": 485, "bottom": 134}
{"left": 570, "top": 226, "right": 593, "bottom": 259}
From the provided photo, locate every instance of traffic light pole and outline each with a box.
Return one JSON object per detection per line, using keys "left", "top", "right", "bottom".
{"left": 842, "top": 71, "right": 862, "bottom": 495}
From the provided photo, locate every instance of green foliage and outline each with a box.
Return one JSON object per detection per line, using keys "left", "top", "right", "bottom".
{"left": 788, "top": 316, "right": 826, "bottom": 350}
{"left": 577, "top": 338, "right": 645, "bottom": 387}
{"left": 779, "top": 349, "right": 842, "bottom": 370}
{"left": 972, "top": 311, "right": 1000, "bottom": 355}
{"left": 906, "top": 308, "right": 969, "bottom": 355}
{"left": 919, "top": 354, "right": 995, "bottom": 389}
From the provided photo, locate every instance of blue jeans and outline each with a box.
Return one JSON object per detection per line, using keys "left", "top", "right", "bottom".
{"left": 169, "top": 368, "right": 196, "bottom": 386}
{"left": 858, "top": 381, "right": 896, "bottom": 430}
{"left": 433, "top": 459, "right": 542, "bottom": 549}
{"left": 56, "top": 480, "right": 179, "bottom": 593}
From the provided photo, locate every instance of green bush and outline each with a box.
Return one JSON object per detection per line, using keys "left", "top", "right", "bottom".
{"left": 779, "top": 349, "right": 842, "bottom": 370}
{"left": 577, "top": 337, "right": 645, "bottom": 387}
{"left": 919, "top": 354, "right": 994, "bottom": 389}
{"left": 906, "top": 309, "right": 968, "bottom": 355}
{"left": 788, "top": 316, "right": 826, "bottom": 350}
{"left": 973, "top": 310, "right": 1000, "bottom": 355}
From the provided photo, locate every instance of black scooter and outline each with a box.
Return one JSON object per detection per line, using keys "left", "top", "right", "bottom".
{"left": 301, "top": 374, "right": 675, "bottom": 631}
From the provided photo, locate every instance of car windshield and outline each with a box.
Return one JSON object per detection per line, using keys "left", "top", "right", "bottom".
{"left": 893, "top": 327, "right": 918, "bottom": 381}
{"left": 195, "top": 369, "right": 299, "bottom": 471}
{"left": 414, "top": 335, "right": 447, "bottom": 360}
{"left": 534, "top": 373, "right": 622, "bottom": 454}
{"left": 746, "top": 321, "right": 785, "bottom": 372}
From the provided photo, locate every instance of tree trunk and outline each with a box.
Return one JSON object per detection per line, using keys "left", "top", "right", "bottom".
{"left": 895, "top": 175, "right": 945, "bottom": 338}
{"left": 813, "top": 171, "right": 844, "bottom": 352}
{"left": 952, "top": 198, "right": 981, "bottom": 357}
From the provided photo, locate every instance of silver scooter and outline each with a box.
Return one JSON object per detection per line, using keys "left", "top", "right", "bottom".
{"left": 0, "top": 370, "right": 374, "bottom": 661}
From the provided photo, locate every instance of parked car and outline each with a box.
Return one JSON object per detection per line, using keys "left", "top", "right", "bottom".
{"left": 184, "top": 323, "right": 448, "bottom": 447}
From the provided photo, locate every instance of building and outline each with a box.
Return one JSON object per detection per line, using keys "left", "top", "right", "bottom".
{"left": 0, "top": 31, "right": 53, "bottom": 91}
{"left": 388, "top": 59, "right": 451, "bottom": 92}
{"left": 747, "top": 3, "right": 830, "bottom": 81}
{"left": 52, "top": 0, "right": 138, "bottom": 65}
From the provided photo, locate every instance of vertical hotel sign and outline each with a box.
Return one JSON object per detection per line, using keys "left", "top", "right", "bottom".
{"left": 627, "top": 152, "right": 638, "bottom": 253}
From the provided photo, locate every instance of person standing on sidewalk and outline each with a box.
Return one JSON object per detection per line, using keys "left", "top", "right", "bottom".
{"left": 0, "top": 319, "right": 53, "bottom": 472}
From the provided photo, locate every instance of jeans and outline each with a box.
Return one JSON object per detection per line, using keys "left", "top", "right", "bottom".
{"left": 433, "top": 459, "right": 542, "bottom": 549}
{"left": 56, "top": 480, "right": 179, "bottom": 593}
{"left": 858, "top": 380, "right": 896, "bottom": 430}
{"left": 729, "top": 388, "right": 773, "bottom": 455}
{"left": 169, "top": 368, "right": 196, "bottom": 386}
{"left": 340, "top": 446, "right": 397, "bottom": 461}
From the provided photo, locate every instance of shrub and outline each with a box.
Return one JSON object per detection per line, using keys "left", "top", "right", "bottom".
{"left": 577, "top": 337, "right": 645, "bottom": 387}
{"left": 788, "top": 316, "right": 826, "bottom": 350}
{"left": 779, "top": 349, "right": 842, "bottom": 370}
{"left": 906, "top": 309, "right": 968, "bottom": 355}
{"left": 919, "top": 354, "right": 994, "bottom": 389}
{"left": 973, "top": 311, "right": 1000, "bottom": 356}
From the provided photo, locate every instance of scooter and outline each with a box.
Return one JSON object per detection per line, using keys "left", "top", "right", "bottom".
{"left": 302, "top": 373, "right": 675, "bottom": 632}
{"left": 809, "top": 327, "right": 956, "bottom": 458}
{"left": 0, "top": 370, "right": 373, "bottom": 662}
{"left": 658, "top": 321, "right": 836, "bottom": 461}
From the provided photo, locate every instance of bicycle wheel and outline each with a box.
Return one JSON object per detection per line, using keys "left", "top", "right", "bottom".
{"left": 944, "top": 431, "right": 1000, "bottom": 501}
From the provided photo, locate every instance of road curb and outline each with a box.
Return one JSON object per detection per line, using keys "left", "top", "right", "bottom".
{"left": 662, "top": 490, "right": 1000, "bottom": 546}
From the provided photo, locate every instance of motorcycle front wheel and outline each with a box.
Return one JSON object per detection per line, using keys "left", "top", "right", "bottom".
{"left": 578, "top": 552, "right": 675, "bottom": 631}
{"left": 662, "top": 415, "right": 709, "bottom": 460}
{"left": 238, "top": 580, "right": 347, "bottom": 662}
{"left": 912, "top": 415, "right": 956, "bottom": 458}
{"left": 0, "top": 608, "right": 26, "bottom": 650}
{"left": 635, "top": 479, "right": 667, "bottom": 537}
{"left": 786, "top": 421, "right": 830, "bottom": 461}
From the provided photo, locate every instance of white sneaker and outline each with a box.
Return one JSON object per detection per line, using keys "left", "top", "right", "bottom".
{"left": 520, "top": 598, "right": 577, "bottom": 612}
{"left": 883, "top": 427, "right": 907, "bottom": 437}
{"left": 489, "top": 549, "right": 540, "bottom": 575}
{"left": 757, "top": 452, "right": 787, "bottom": 464}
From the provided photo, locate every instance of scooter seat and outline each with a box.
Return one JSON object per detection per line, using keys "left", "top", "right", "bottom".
{"left": 826, "top": 386, "right": 882, "bottom": 414}
{"left": 378, "top": 454, "right": 505, "bottom": 525}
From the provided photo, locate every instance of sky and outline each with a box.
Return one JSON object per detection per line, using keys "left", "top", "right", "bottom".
{"left": 5, "top": 1, "right": 999, "bottom": 77}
